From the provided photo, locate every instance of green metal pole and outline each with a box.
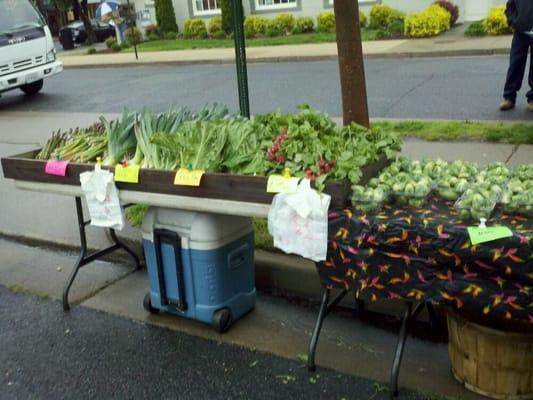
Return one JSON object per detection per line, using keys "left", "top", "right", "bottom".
{"left": 231, "top": 0, "right": 250, "bottom": 118}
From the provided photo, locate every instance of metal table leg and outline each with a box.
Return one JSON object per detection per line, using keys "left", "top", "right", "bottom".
{"left": 389, "top": 301, "right": 423, "bottom": 399}
{"left": 308, "top": 287, "right": 349, "bottom": 372}
{"left": 62, "top": 197, "right": 141, "bottom": 311}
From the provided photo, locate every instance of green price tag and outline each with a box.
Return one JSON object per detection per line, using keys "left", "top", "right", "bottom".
{"left": 467, "top": 226, "right": 513, "bottom": 245}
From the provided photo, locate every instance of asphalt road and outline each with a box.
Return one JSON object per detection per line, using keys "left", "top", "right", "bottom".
{"left": 1, "top": 56, "right": 532, "bottom": 121}
{"left": 0, "top": 285, "right": 433, "bottom": 400}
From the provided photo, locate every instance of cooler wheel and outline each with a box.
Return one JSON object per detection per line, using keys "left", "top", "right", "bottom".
{"left": 212, "top": 308, "right": 232, "bottom": 333}
{"left": 143, "top": 293, "right": 159, "bottom": 314}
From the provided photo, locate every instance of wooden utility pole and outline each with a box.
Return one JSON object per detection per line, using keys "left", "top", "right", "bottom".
{"left": 334, "top": 0, "right": 369, "bottom": 128}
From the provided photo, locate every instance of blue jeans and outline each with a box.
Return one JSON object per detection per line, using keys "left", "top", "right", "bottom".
{"left": 503, "top": 31, "right": 533, "bottom": 103}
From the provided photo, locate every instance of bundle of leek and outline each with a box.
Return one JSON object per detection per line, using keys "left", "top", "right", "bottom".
{"left": 101, "top": 109, "right": 137, "bottom": 166}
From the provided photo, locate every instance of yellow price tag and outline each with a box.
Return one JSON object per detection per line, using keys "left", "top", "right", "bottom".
{"left": 267, "top": 175, "right": 299, "bottom": 193}
{"left": 114, "top": 164, "right": 140, "bottom": 183}
{"left": 174, "top": 168, "right": 205, "bottom": 186}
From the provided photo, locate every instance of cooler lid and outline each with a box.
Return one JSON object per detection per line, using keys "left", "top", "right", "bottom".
{"left": 142, "top": 207, "right": 252, "bottom": 245}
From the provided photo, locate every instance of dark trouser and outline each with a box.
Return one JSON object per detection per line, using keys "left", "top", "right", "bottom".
{"left": 503, "top": 31, "right": 533, "bottom": 103}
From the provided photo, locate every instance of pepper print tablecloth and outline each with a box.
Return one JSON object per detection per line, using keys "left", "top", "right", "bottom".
{"left": 317, "top": 201, "right": 533, "bottom": 323}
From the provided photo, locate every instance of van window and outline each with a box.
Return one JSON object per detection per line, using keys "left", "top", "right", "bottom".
{"left": 0, "top": 0, "right": 44, "bottom": 34}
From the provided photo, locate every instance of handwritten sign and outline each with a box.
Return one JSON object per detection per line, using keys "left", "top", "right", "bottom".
{"left": 267, "top": 175, "right": 299, "bottom": 194}
{"left": 174, "top": 168, "right": 204, "bottom": 187}
{"left": 44, "top": 160, "right": 69, "bottom": 177}
{"left": 467, "top": 226, "right": 513, "bottom": 245}
{"left": 114, "top": 164, "right": 140, "bottom": 183}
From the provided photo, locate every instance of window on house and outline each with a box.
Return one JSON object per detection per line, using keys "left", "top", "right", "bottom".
{"left": 193, "top": 0, "right": 220, "bottom": 16}
{"left": 327, "top": 0, "right": 373, "bottom": 5}
{"left": 256, "top": 0, "right": 297, "bottom": 11}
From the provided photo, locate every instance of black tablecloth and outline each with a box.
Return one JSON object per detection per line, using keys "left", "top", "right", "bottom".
{"left": 317, "top": 200, "right": 533, "bottom": 323}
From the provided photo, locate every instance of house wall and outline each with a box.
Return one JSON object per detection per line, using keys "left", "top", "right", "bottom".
{"left": 131, "top": 0, "right": 507, "bottom": 34}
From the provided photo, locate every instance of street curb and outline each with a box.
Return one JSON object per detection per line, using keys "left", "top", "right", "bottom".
{"left": 0, "top": 232, "right": 325, "bottom": 303}
{"left": 60, "top": 47, "right": 510, "bottom": 69}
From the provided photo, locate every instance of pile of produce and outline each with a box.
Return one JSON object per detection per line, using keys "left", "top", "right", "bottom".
{"left": 500, "top": 164, "right": 533, "bottom": 216}
{"left": 436, "top": 160, "right": 479, "bottom": 200}
{"left": 454, "top": 182, "right": 501, "bottom": 222}
{"left": 350, "top": 185, "right": 388, "bottom": 213}
{"left": 475, "top": 161, "right": 510, "bottom": 186}
{"left": 366, "top": 157, "right": 433, "bottom": 206}
{"left": 37, "top": 104, "right": 401, "bottom": 188}
{"left": 36, "top": 123, "right": 106, "bottom": 163}
{"left": 453, "top": 162, "right": 510, "bottom": 221}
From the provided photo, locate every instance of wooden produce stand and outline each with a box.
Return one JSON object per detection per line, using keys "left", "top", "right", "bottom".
{"left": 1, "top": 149, "right": 388, "bottom": 311}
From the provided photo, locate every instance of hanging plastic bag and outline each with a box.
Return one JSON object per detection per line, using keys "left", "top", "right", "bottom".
{"left": 80, "top": 167, "right": 124, "bottom": 230}
{"left": 268, "top": 179, "right": 331, "bottom": 262}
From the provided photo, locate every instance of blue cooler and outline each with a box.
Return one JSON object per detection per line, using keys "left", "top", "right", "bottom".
{"left": 142, "top": 207, "right": 256, "bottom": 332}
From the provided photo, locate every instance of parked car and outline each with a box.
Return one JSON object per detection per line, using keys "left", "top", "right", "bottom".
{"left": 58, "top": 20, "right": 115, "bottom": 48}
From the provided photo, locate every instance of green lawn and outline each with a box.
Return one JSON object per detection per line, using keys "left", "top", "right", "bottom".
{"left": 125, "top": 31, "right": 379, "bottom": 53}
{"left": 372, "top": 120, "right": 533, "bottom": 145}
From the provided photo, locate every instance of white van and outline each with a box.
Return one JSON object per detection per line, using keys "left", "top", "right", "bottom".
{"left": 0, "top": 0, "right": 63, "bottom": 95}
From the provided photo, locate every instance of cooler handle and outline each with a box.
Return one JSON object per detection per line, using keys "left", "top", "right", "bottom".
{"left": 154, "top": 228, "right": 187, "bottom": 312}
{"left": 228, "top": 243, "right": 249, "bottom": 270}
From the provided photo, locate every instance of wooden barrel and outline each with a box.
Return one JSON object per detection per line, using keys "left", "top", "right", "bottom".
{"left": 447, "top": 311, "right": 533, "bottom": 400}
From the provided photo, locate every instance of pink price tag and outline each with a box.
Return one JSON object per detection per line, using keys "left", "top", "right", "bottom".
{"left": 45, "top": 160, "right": 69, "bottom": 177}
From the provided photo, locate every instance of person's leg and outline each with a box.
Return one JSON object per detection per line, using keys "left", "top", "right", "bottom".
{"left": 526, "top": 37, "right": 533, "bottom": 105}
{"left": 503, "top": 32, "right": 530, "bottom": 105}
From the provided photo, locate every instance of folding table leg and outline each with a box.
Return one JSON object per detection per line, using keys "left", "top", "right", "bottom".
{"left": 308, "top": 288, "right": 330, "bottom": 372}
{"left": 62, "top": 197, "right": 141, "bottom": 311}
{"left": 62, "top": 197, "right": 88, "bottom": 311}
{"left": 389, "top": 301, "right": 424, "bottom": 399}
{"left": 307, "top": 288, "right": 349, "bottom": 372}
{"left": 108, "top": 228, "right": 142, "bottom": 270}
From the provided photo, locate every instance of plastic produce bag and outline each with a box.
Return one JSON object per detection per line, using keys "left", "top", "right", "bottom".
{"left": 268, "top": 179, "right": 331, "bottom": 262}
{"left": 80, "top": 168, "right": 124, "bottom": 230}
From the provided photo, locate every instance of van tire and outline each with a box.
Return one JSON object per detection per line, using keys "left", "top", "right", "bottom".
{"left": 20, "top": 79, "right": 43, "bottom": 95}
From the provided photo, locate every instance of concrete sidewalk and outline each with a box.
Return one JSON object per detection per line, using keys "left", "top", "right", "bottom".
{"left": 58, "top": 32, "right": 512, "bottom": 68}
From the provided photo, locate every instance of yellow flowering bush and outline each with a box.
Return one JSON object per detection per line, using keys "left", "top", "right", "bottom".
{"left": 274, "top": 13, "right": 295, "bottom": 34}
{"left": 484, "top": 6, "right": 512, "bottom": 35}
{"left": 244, "top": 16, "right": 268, "bottom": 38}
{"left": 369, "top": 4, "right": 394, "bottom": 29}
{"left": 404, "top": 4, "right": 451, "bottom": 38}
{"left": 317, "top": 11, "right": 335, "bottom": 32}
{"left": 359, "top": 11, "right": 367, "bottom": 28}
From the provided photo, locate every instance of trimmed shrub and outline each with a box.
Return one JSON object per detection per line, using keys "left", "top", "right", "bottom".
{"left": 404, "top": 4, "right": 451, "bottom": 38}
{"left": 221, "top": 0, "right": 243, "bottom": 34}
{"left": 105, "top": 36, "right": 117, "bottom": 48}
{"left": 124, "top": 26, "right": 142, "bottom": 45}
{"left": 111, "top": 42, "right": 122, "bottom": 52}
{"left": 317, "top": 11, "right": 335, "bottom": 32}
{"left": 376, "top": 30, "right": 392, "bottom": 39}
{"left": 265, "top": 19, "right": 283, "bottom": 37}
{"left": 184, "top": 19, "right": 208, "bottom": 39}
{"left": 484, "top": 6, "right": 511, "bottom": 35}
{"left": 244, "top": 15, "right": 268, "bottom": 38}
{"left": 211, "top": 30, "right": 226, "bottom": 39}
{"left": 274, "top": 13, "right": 294, "bottom": 34}
{"left": 369, "top": 5, "right": 405, "bottom": 30}
{"left": 369, "top": 4, "right": 393, "bottom": 29}
{"left": 359, "top": 11, "right": 367, "bottom": 29}
{"left": 465, "top": 20, "right": 487, "bottom": 37}
{"left": 292, "top": 16, "right": 314, "bottom": 34}
{"left": 154, "top": 0, "right": 178, "bottom": 34}
{"left": 144, "top": 24, "right": 159, "bottom": 37}
{"left": 208, "top": 16, "right": 223, "bottom": 37}
{"left": 433, "top": 0, "right": 459, "bottom": 26}
{"left": 165, "top": 31, "right": 177, "bottom": 40}
{"left": 87, "top": 47, "right": 97, "bottom": 55}
{"left": 120, "top": 41, "right": 131, "bottom": 49}
{"left": 148, "top": 32, "right": 160, "bottom": 41}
